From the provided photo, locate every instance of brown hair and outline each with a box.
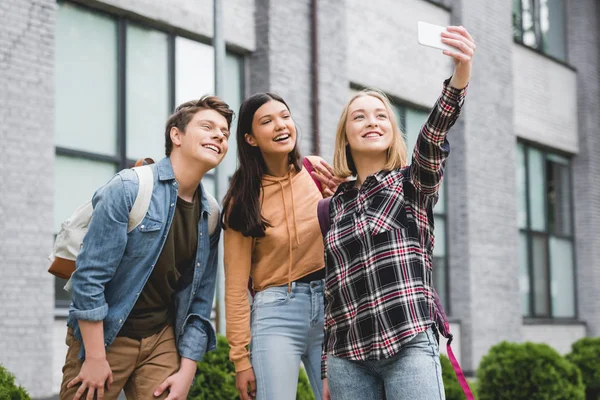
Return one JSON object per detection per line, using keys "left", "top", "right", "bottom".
{"left": 333, "top": 89, "right": 408, "bottom": 178}
{"left": 164, "top": 95, "right": 234, "bottom": 156}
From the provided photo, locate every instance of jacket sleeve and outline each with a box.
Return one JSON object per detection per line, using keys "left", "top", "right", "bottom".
{"left": 223, "top": 227, "right": 254, "bottom": 372}
{"left": 177, "top": 223, "right": 221, "bottom": 361}
{"left": 69, "top": 174, "right": 132, "bottom": 321}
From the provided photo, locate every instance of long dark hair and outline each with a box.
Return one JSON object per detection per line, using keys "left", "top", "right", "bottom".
{"left": 221, "top": 93, "right": 302, "bottom": 237}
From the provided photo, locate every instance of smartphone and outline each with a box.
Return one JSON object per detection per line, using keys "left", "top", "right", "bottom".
{"left": 417, "top": 21, "right": 457, "bottom": 52}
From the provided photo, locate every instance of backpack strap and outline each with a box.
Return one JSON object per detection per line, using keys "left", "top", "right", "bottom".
{"left": 206, "top": 193, "right": 219, "bottom": 236}
{"left": 317, "top": 197, "right": 332, "bottom": 237}
{"left": 303, "top": 156, "right": 324, "bottom": 193}
{"left": 128, "top": 165, "right": 154, "bottom": 233}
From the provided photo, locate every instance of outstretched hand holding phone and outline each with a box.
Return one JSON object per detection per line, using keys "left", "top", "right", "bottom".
{"left": 418, "top": 22, "right": 476, "bottom": 89}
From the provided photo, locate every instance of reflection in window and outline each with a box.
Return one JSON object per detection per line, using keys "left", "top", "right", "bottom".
{"left": 517, "top": 142, "right": 575, "bottom": 318}
{"left": 55, "top": 3, "right": 117, "bottom": 155}
{"left": 175, "top": 38, "right": 215, "bottom": 105}
{"left": 126, "top": 24, "right": 169, "bottom": 162}
{"left": 513, "top": 0, "right": 566, "bottom": 61}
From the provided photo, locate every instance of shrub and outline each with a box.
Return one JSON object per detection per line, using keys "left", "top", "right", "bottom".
{"left": 0, "top": 365, "right": 30, "bottom": 400}
{"left": 441, "top": 354, "right": 476, "bottom": 400}
{"left": 566, "top": 337, "right": 600, "bottom": 400}
{"left": 477, "top": 341, "right": 585, "bottom": 400}
{"left": 188, "top": 335, "right": 318, "bottom": 400}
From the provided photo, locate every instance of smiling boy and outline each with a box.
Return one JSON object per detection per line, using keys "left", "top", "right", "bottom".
{"left": 59, "top": 96, "right": 233, "bottom": 400}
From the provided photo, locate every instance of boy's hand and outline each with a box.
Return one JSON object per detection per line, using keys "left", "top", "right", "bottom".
{"left": 67, "top": 356, "right": 113, "bottom": 400}
{"left": 154, "top": 358, "right": 196, "bottom": 400}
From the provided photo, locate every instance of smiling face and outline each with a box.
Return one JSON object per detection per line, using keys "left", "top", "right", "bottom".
{"left": 345, "top": 95, "right": 394, "bottom": 157}
{"left": 171, "top": 108, "right": 230, "bottom": 169}
{"left": 244, "top": 100, "right": 297, "bottom": 156}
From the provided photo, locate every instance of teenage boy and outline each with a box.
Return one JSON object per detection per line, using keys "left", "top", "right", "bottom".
{"left": 60, "top": 96, "right": 233, "bottom": 400}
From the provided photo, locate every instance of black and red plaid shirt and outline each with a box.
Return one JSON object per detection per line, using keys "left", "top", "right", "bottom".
{"left": 322, "top": 80, "right": 467, "bottom": 377}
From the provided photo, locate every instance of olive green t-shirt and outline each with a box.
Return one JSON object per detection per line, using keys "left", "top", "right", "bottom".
{"left": 118, "top": 191, "right": 200, "bottom": 339}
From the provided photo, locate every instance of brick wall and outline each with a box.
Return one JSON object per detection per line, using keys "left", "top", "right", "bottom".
{"left": 0, "top": 1, "right": 56, "bottom": 397}
{"left": 568, "top": 0, "right": 600, "bottom": 336}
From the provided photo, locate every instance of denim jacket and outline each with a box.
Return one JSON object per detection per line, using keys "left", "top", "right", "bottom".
{"left": 67, "top": 157, "right": 219, "bottom": 362}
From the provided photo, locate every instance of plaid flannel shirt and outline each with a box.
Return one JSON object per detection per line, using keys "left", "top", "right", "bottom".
{"left": 321, "top": 79, "right": 467, "bottom": 378}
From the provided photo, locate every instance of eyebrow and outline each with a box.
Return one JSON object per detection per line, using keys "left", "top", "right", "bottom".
{"left": 258, "top": 109, "right": 290, "bottom": 120}
{"left": 350, "top": 108, "right": 387, "bottom": 114}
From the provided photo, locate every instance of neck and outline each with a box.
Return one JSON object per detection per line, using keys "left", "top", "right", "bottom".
{"left": 352, "top": 151, "right": 387, "bottom": 187}
{"left": 262, "top": 152, "right": 290, "bottom": 177}
{"left": 169, "top": 152, "right": 209, "bottom": 202}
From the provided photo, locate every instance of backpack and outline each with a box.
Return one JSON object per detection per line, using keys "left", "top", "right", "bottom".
{"left": 48, "top": 158, "right": 220, "bottom": 281}
{"left": 316, "top": 193, "right": 475, "bottom": 400}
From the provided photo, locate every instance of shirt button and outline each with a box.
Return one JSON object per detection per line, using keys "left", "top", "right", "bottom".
{"left": 171, "top": 203, "right": 175, "bottom": 207}
{"left": 119, "top": 319, "right": 123, "bottom": 324}
{"left": 197, "top": 263, "right": 200, "bottom": 267}
{"left": 200, "top": 232, "right": 203, "bottom": 237}
{"left": 140, "top": 225, "right": 145, "bottom": 229}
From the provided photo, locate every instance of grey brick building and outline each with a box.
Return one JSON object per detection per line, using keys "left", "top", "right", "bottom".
{"left": 1, "top": 0, "right": 598, "bottom": 397}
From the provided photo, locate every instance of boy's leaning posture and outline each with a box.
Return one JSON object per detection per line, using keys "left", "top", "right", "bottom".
{"left": 59, "top": 96, "right": 233, "bottom": 400}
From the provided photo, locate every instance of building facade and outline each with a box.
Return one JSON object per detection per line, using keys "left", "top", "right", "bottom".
{"left": 0, "top": 0, "right": 598, "bottom": 397}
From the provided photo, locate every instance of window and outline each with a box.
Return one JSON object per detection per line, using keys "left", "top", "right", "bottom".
{"left": 394, "top": 104, "right": 450, "bottom": 312}
{"left": 54, "top": 2, "right": 244, "bottom": 309}
{"left": 513, "top": 0, "right": 566, "bottom": 61}
{"left": 517, "top": 143, "right": 576, "bottom": 318}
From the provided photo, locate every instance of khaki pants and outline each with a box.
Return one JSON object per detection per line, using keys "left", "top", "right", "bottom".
{"left": 60, "top": 325, "right": 180, "bottom": 400}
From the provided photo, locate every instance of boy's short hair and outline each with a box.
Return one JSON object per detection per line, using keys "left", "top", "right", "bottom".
{"left": 165, "top": 96, "right": 234, "bottom": 156}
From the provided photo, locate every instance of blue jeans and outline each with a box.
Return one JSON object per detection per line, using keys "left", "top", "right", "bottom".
{"left": 327, "top": 328, "right": 445, "bottom": 400}
{"left": 251, "top": 280, "right": 324, "bottom": 400}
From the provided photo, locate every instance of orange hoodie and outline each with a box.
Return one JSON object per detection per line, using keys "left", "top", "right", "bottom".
{"left": 224, "top": 157, "right": 325, "bottom": 372}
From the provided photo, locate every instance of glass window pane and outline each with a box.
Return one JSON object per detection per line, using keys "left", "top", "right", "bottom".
{"left": 433, "top": 257, "right": 448, "bottom": 312}
{"left": 532, "top": 235, "right": 549, "bottom": 316}
{"left": 540, "top": 0, "right": 566, "bottom": 60}
{"left": 126, "top": 24, "right": 169, "bottom": 162}
{"left": 55, "top": 277, "right": 71, "bottom": 308}
{"left": 513, "top": 0, "right": 523, "bottom": 41}
{"left": 405, "top": 108, "right": 429, "bottom": 159}
{"left": 521, "top": 0, "right": 538, "bottom": 48}
{"left": 517, "top": 143, "right": 527, "bottom": 229}
{"left": 549, "top": 237, "right": 575, "bottom": 317}
{"left": 216, "top": 53, "right": 245, "bottom": 199}
{"left": 175, "top": 37, "right": 214, "bottom": 105}
{"left": 55, "top": 3, "right": 117, "bottom": 155}
{"left": 547, "top": 156, "right": 571, "bottom": 236}
{"left": 54, "top": 156, "right": 117, "bottom": 233}
{"left": 519, "top": 232, "right": 531, "bottom": 316}
{"left": 433, "top": 218, "right": 446, "bottom": 257}
{"left": 202, "top": 175, "right": 216, "bottom": 198}
{"left": 528, "top": 148, "right": 546, "bottom": 231}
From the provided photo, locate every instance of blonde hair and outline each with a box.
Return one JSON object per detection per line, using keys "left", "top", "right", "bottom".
{"left": 333, "top": 89, "right": 408, "bottom": 178}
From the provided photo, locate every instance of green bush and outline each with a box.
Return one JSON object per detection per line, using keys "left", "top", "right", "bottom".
{"left": 566, "top": 337, "right": 600, "bottom": 400}
{"left": 188, "top": 335, "right": 317, "bottom": 400}
{"left": 441, "top": 354, "right": 476, "bottom": 400}
{"left": 0, "top": 365, "right": 30, "bottom": 400}
{"left": 477, "top": 341, "right": 585, "bottom": 400}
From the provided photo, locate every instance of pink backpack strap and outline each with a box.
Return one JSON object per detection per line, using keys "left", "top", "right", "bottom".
{"left": 302, "top": 157, "right": 323, "bottom": 192}
{"left": 446, "top": 338, "right": 475, "bottom": 400}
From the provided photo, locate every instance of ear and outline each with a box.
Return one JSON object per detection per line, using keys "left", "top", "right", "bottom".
{"left": 170, "top": 127, "right": 182, "bottom": 147}
{"left": 244, "top": 133, "right": 258, "bottom": 147}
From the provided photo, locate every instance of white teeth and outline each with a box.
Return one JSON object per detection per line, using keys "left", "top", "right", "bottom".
{"left": 364, "top": 133, "right": 380, "bottom": 138}
{"left": 203, "top": 144, "right": 219, "bottom": 153}
{"left": 274, "top": 134, "right": 290, "bottom": 142}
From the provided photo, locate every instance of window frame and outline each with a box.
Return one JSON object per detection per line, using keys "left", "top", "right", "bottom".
{"left": 512, "top": 0, "right": 570, "bottom": 65}
{"left": 54, "top": 0, "right": 245, "bottom": 311}
{"left": 519, "top": 140, "right": 578, "bottom": 320}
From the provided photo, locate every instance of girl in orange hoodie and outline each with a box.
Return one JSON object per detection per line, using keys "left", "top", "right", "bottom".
{"left": 221, "top": 93, "right": 342, "bottom": 400}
